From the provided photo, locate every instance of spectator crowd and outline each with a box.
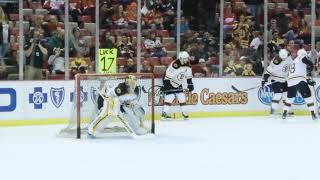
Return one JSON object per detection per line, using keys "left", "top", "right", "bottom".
{"left": 0, "top": 0, "right": 319, "bottom": 80}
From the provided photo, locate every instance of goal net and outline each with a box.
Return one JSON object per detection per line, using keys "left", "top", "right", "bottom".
{"left": 59, "top": 73, "right": 155, "bottom": 138}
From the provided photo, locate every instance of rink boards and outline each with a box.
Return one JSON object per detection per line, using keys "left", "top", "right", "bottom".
{"left": 0, "top": 77, "right": 320, "bottom": 126}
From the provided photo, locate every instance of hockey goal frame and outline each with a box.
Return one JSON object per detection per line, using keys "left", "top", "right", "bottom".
{"left": 74, "top": 73, "right": 156, "bottom": 138}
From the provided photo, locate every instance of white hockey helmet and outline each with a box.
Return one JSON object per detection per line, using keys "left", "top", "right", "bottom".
{"left": 279, "top": 49, "right": 289, "bottom": 60}
{"left": 297, "top": 48, "right": 308, "bottom": 57}
{"left": 178, "top": 51, "right": 190, "bottom": 64}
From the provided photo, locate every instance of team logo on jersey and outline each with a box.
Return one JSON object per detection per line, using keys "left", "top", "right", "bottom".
{"left": 90, "top": 87, "right": 99, "bottom": 105}
{"left": 116, "top": 87, "right": 122, "bottom": 94}
{"left": 258, "top": 85, "right": 305, "bottom": 105}
{"left": 50, "top": 87, "right": 65, "bottom": 108}
{"left": 173, "top": 62, "right": 179, "bottom": 68}
{"left": 29, "top": 87, "right": 48, "bottom": 109}
{"left": 177, "top": 72, "right": 185, "bottom": 81}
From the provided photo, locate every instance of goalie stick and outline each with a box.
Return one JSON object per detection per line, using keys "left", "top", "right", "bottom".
{"left": 117, "top": 114, "right": 138, "bottom": 138}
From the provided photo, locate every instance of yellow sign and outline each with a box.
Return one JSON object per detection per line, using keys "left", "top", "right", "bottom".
{"left": 98, "top": 48, "right": 118, "bottom": 73}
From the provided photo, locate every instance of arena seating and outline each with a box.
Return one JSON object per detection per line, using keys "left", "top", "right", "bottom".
{"left": 2, "top": 0, "right": 318, "bottom": 80}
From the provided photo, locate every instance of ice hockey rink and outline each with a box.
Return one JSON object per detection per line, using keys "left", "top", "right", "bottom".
{"left": 1, "top": 116, "right": 320, "bottom": 180}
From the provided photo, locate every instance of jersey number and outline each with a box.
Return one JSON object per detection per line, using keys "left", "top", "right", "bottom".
{"left": 290, "top": 64, "right": 295, "bottom": 73}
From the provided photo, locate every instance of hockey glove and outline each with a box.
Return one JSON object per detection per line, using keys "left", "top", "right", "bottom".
{"left": 307, "top": 78, "right": 316, "bottom": 86}
{"left": 188, "top": 84, "right": 194, "bottom": 92}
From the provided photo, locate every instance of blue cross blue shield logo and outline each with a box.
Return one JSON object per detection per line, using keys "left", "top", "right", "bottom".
{"left": 50, "top": 87, "right": 65, "bottom": 108}
{"left": 29, "top": 87, "right": 48, "bottom": 109}
{"left": 70, "top": 86, "right": 88, "bottom": 104}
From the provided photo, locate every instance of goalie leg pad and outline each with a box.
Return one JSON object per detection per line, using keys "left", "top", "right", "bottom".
{"left": 88, "top": 97, "right": 119, "bottom": 136}
{"left": 132, "top": 105, "right": 145, "bottom": 119}
{"left": 88, "top": 113, "right": 113, "bottom": 136}
{"left": 121, "top": 106, "right": 147, "bottom": 135}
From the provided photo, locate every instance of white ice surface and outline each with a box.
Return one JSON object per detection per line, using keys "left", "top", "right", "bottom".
{"left": 1, "top": 116, "right": 320, "bottom": 180}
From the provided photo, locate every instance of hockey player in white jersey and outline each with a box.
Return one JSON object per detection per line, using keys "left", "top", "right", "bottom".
{"left": 261, "top": 49, "right": 292, "bottom": 116}
{"left": 87, "top": 75, "right": 148, "bottom": 137}
{"left": 161, "top": 51, "right": 194, "bottom": 120}
{"left": 282, "top": 49, "right": 317, "bottom": 120}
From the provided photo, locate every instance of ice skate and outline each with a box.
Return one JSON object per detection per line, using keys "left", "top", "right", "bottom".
{"left": 87, "top": 131, "right": 96, "bottom": 139}
{"left": 282, "top": 110, "right": 288, "bottom": 120}
{"left": 269, "top": 108, "right": 277, "bottom": 118}
{"left": 288, "top": 111, "right": 294, "bottom": 117}
{"left": 182, "top": 113, "right": 189, "bottom": 121}
{"left": 161, "top": 112, "right": 172, "bottom": 121}
{"left": 311, "top": 111, "right": 318, "bottom": 121}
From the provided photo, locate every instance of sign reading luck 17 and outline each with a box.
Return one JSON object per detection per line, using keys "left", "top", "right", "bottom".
{"left": 98, "top": 48, "right": 118, "bottom": 73}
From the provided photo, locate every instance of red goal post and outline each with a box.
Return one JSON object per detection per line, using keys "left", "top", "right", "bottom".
{"left": 72, "top": 73, "right": 155, "bottom": 138}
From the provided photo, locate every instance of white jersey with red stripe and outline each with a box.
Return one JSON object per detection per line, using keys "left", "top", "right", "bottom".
{"left": 164, "top": 60, "right": 193, "bottom": 90}
{"left": 265, "top": 56, "right": 292, "bottom": 82}
{"left": 287, "top": 55, "right": 308, "bottom": 87}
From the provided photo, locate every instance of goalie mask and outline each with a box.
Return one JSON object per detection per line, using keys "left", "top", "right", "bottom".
{"left": 178, "top": 51, "right": 190, "bottom": 65}
{"left": 125, "top": 75, "right": 137, "bottom": 92}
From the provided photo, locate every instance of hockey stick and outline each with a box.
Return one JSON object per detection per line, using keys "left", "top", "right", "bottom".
{"left": 231, "top": 85, "right": 261, "bottom": 93}
{"left": 231, "top": 81, "right": 278, "bottom": 93}
{"left": 94, "top": 87, "right": 110, "bottom": 100}
{"left": 161, "top": 87, "right": 190, "bottom": 93}
{"left": 117, "top": 115, "right": 138, "bottom": 138}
